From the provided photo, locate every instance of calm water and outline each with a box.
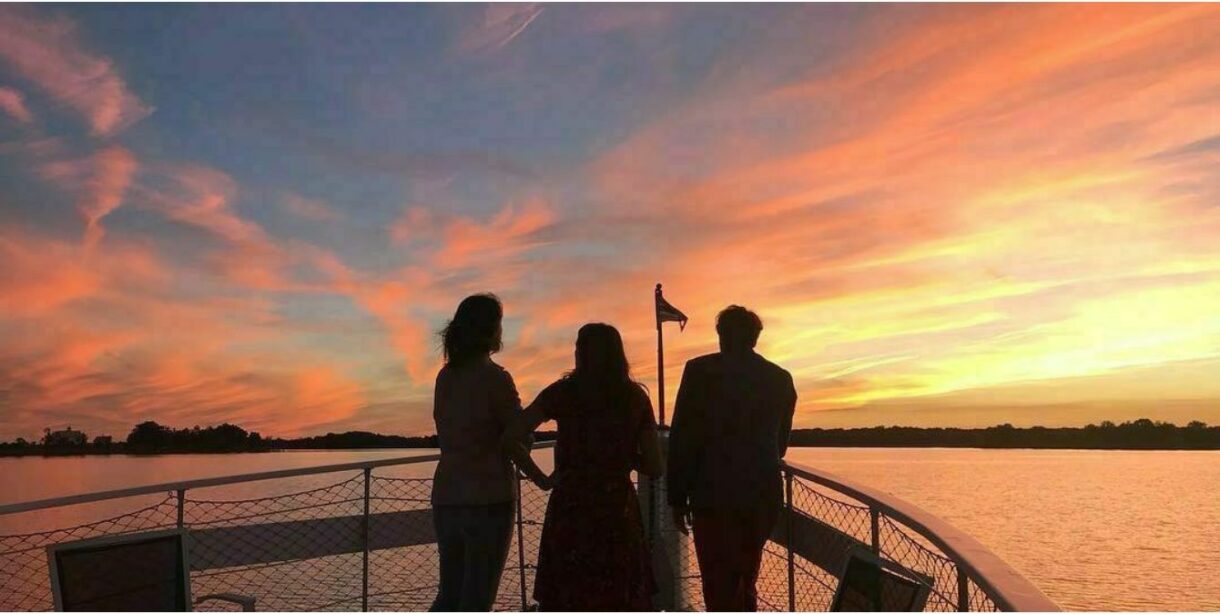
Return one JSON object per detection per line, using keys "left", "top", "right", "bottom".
{"left": 2, "top": 448, "right": 1217, "bottom": 611}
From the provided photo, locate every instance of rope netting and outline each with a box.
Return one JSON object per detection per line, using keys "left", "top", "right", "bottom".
{"left": 0, "top": 465, "right": 1002, "bottom": 612}
{"left": 0, "top": 496, "right": 178, "bottom": 611}
{"left": 187, "top": 473, "right": 367, "bottom": 611}
{"left": 365, "top": 476, "right": 437, "bottom": 611}
{"left": 785, "top": 476, "right": 1001, "bottom": 613}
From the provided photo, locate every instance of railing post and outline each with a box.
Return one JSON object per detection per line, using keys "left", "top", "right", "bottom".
{"left": 515, "top": 477, "right": 528, "bottom": 611}
{"left": 785, "top": 470, "right": 795, "bottom": 612}
{"left": 648, "top": 474, "right": 658, "bottom": 565}
{"left": 362, "top": 468, "right": 371, "bottom": 612}
{"left": 176, "top": 488, "right": 185, "bottom": 529}
{"left": 957, "top": 567, "right": 969, "bottom": 612}
{"left": 869, "top": 507, "right": 881, "bottom": 611}
{"left": 869, "top": 507, "right": 880, "bottom": 554}
{"left": 654, "top": 432, "right": 678, "bottom": 612}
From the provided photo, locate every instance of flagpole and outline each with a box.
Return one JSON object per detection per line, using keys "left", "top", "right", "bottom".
{"left": 651, "top": 284, "right": 666, "bottom": 610}
{"left": 655, "top": 283, "right": 666, "bottom": 427}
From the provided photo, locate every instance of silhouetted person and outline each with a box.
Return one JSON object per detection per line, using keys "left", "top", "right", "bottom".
{"left": 504, "top": 323, "right": 664, "bottom": 611}
{"left": 430, "top": 294, "right": 520, "bottom": 612}
{"left": 666, "top": 306, "right": 797, "bottom": 612}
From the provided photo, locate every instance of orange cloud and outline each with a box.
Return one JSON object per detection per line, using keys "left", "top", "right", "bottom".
{"left": 585, "top": 4, "right": 1220, "bottom": 423}
{"left": 0, "top": 229, "right": 98, "bottom": 316}
{"left": 304, "top": 198, "right": 560, "bottom": 389}
{"left": 287, "top": 366, "right": 368, "bottom": 433}
{"left": 6, "top": 5, "right": 1220, "bottom": 439}
{"left": 433, "top": 198, "right": 555, "bottom": 269}
{"left": 0, "top": 224, "right": 376, "bottom": 439}
{"left": 311, "top": 249, "right": 438, "bottom": 383}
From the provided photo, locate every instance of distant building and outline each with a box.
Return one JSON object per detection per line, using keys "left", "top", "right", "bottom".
{"left": 92, "top": 435, "right": 113, "bottom": 447}
{"left": 43, "top": 427, "right": 87, "bottom": 447}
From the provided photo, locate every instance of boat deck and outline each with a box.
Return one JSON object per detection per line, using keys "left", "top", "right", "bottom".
{"left": 0, "top": 445, "right": 1056, "bottom": 612}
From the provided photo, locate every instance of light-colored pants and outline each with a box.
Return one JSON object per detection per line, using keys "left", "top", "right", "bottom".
{"left": 430, "top": 502, "right": 515, "bottom": 612}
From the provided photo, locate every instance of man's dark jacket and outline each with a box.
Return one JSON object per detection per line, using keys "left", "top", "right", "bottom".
{"left": 666, "top": 350, "right": 797, "bottom": 511}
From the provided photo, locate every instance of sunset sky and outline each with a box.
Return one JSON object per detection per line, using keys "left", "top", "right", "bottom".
{"left": 2, "top": 4, "right": 1220, "bottom": 440}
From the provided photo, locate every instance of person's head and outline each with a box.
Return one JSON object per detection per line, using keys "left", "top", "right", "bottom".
{"left": 716, "top": 305, "right": 763, "bottom": 353}
{"left": 440, "top": 293, "right": 503, "bottom": 365}
{"left": 569, "top": 323, "right": 633, "bottom": 386}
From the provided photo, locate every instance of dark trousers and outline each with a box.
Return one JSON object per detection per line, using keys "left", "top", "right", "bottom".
{"left": 430, "top": 502, "right": 515, "bottom": 612}
{"left": 691, "top": 503, "right": 780, "bottom": 612}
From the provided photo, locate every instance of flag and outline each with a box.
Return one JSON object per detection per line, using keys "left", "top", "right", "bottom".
{"left": 655, "top": 284, "right": 688, "bottom": 331}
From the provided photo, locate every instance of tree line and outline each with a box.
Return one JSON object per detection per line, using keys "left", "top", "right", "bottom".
{"left": 0, "top": 421, "right": 269, "bottom": 455}
{"left": 785, "top": 419, "right": 1220, "bottom": 449}
{"left": 2, "top": 418, "right": 1218, "bottom": 455}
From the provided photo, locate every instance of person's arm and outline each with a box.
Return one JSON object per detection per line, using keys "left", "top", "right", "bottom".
{"left": 489, "top": 368, "right": 524, "bottom": 431}
{"left": 667, "top": 360, "right": 702, "bottom": 533}
{"left": 501, "top": 404, "right": 552, "bottom": 489}
{"left": 636, "top": 393, "right": 663, "bottom": 478}
{"left": 778, "top": 371, "right": 797, "bottom": 458}
{"left": 491, "top": 368, "right": 541, "bottom": 480}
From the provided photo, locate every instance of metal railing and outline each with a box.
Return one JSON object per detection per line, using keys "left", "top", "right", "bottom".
{"left": 0, "top": 446, "right": 1056, "bottom": 612}
{"left": 773, "top": 461, "right": 1057, "bottom": 612}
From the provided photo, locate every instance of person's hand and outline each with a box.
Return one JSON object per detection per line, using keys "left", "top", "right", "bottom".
{"left": 671, "top": 504, "right": 692, "bottom": 535}
{"left": 532, "top": 472, "right": 555, "bottom": 491}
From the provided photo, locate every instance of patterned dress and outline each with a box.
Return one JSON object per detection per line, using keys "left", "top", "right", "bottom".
{"left": 531, "top": 378, "right": 657, "bottom": 611}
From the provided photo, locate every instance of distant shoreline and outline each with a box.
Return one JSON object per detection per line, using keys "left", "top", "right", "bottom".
{"left": 784, "top": 421, "right": 1220, "bottom": 450}
{"left": 4, "top": 420, "right": 1218, "bottom": 456}
{"left": 4, "top": 444, "right": 1219, "bottom": 458}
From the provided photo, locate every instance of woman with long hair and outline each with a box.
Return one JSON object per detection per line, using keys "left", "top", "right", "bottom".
{"left": 430, "top": 293, "right": 527, "bottom": 611}
{"left": 504, "top": 323, "right": 664, "bottom": 611}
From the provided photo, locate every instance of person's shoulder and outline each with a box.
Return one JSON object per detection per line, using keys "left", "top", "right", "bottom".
{"left": 630, "top": 383, "right": 655, "bottom": 423}
{"left": 685, "top": 353, "right": 720, "bottom": 370}
{"left": 481, "top": 359, "right": 517, "bottom": 386}
{"left": 437, "top": 359, "right": 512, "bottom": 386}
{"left": 629, "top": 381, "right": 652, "bottom": 404}
{"left": 435, "top": 363, "right": 452, "bottom": 384}
{"left": 753, "top": 353, "right": 793, "bottom": 379}
{"left": 539, "top": 377, "right": 570, "bottom": 396}
{"left": 534, "top": 377, "right": 573, "bottom": 416}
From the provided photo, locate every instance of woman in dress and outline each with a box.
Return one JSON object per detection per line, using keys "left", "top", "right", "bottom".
{"left": 504, "top": 323, "right": 664, "bottom": 611}
{"left": 430, "top": 294, "right": 525, "bottom": 611}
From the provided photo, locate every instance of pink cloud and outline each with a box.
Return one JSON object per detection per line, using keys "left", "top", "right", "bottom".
{"left": 280, "top": 193, "right": 340, "bottom": 222}
{"left": 140, "top": 164, "right": 256, "bottom": 243}
{"left": 41, "top": 146, "right": 138, "bottom": 248}
{"left": 134, "top": 163, "right": 322, "bottom": 296}
{"left": 570, "top": 5, "right": 672, "bottom": 35}
{"left": 456, "top": 4, "right": 545, "bottom": 55}
{"left": 0, "top": 6, "right": 151, "bottom": 136}
{"left": 389, "top": 205, "right": 434, "bottom": 243}
{"left": 0, "top": 86, "right": 32, "bottom": 123}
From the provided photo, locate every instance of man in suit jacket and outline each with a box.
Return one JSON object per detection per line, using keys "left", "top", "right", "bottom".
{"left": 666, "top": 305, "right": 797, "bottom": 612}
